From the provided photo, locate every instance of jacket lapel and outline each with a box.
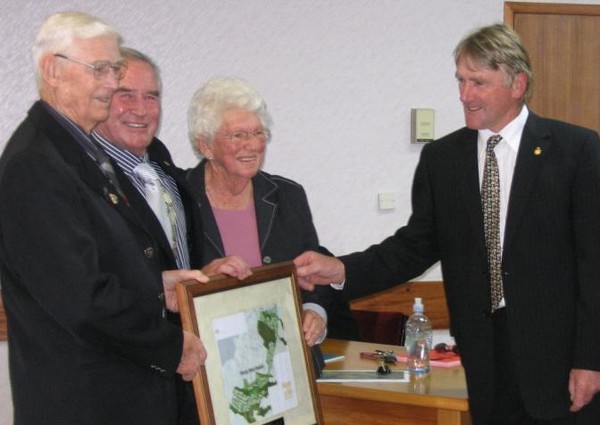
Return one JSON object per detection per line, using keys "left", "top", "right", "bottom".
{"left": 186, "top": 163, "right": 226, "bottom": 257}
{"left": 455, "top": 130, "right": 486, "bottom": 241}
{"left": 253, "top": 172, "right": 277, "bottom": 251}
{"left": 111, "top": 160, "right": 176, "bottom": 261}
{"left": 503, "top": 113, "right": 552, "bottom": 250}
{"left": 34, "top": 103, "right": 145, "bottom": 231}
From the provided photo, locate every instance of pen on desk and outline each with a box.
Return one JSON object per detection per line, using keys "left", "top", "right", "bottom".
{"left": 359, "top": 350, "right": 397, "bottom": 364}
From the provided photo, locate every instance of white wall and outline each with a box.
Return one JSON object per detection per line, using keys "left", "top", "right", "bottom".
{"left": 1, "top": 1, "right": 598, "bottom": 423}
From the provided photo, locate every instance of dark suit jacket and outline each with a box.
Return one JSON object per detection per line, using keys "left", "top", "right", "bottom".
{"left": 109, "top": 138, "right": 205, "bottom": 425}
{"left": 184, "top": 162, "right": 358, "bottom": 352}
{"left": 339, "top": 112, "right": 600, "bottom": 421}
{"left": 0, "top": 102, "right": 183, "bottom": 424}
{"left": 114, "top": 137, "right": 204, "bottom": 271}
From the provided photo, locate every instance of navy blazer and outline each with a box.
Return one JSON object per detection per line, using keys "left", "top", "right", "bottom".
{"left": 185, "top": 161, "right": 327, "bottom": 306}
{"left": 340, "top": 112, "right": 600, "bottom": 421}
{"left": 0, "top": 102, "right": 183, "bottom": 424}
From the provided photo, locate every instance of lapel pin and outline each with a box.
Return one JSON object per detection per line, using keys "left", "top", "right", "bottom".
{"left": 534, "top": 147, "right": 542, "bottom": 156}
{"left": 108, "top": 193, "right": 119, "bottom": 205}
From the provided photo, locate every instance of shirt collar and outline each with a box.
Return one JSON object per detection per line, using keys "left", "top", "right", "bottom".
{"left": 91, "top": 130, "right": 149, "bottom": 175}
{"left": 479, "top": 105, "right": 529, "bottom": 153}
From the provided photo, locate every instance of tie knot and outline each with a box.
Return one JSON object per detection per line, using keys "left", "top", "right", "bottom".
{"left": 487, "top": 135, "right": 502, "bottom": 151}
{"left": 133, "top": 162, "right": 160, "bottom": 187}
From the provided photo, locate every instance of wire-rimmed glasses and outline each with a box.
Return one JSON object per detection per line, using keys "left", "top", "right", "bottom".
{"left": 54, "top": 53, "right": 127, "bottom": 80}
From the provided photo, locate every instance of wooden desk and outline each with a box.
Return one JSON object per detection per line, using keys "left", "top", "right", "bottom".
{"left": 318, "top": 339, "right": 471, "bottom": 425}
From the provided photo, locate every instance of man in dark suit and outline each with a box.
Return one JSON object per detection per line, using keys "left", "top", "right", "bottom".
{"left": 0, "top": 13, "right": 208, "bottom": 424}
{"left": 91, "top": 47, "right": 251, "bottom": 424}
{"left": 294, "top": 24, "right": 600, "bottom": 424}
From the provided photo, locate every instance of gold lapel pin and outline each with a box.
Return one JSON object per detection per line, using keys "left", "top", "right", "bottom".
{"left": 534, "top": 147, "right": 542, "bottom": 156}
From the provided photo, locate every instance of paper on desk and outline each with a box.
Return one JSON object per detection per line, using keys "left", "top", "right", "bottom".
{"left": 323, "top": 353, "right": 345, "bottom": 363}
{"left": 396, "top": 351, "right": 461, "bottom": 368}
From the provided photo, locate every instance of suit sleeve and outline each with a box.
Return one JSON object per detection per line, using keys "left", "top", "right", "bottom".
{"left": 340, "top": 142, "right": 440, "bottom": 301}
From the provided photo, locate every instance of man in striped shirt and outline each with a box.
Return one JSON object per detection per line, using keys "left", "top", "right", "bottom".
{"left": 92, "top": 47, "right": 251, "bottom": 424}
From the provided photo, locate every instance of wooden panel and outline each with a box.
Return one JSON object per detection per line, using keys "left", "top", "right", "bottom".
{"left": 350, "top": 281, "right": 449, "bottom": 329}
{"left": 0, "top": 294, "right": 6, "bottom": 341}
{"left": 504, "top": 3, "right": 600, "bottom": 133}
{"left": 320, "top": 394, "right": 437, "bottom": 425}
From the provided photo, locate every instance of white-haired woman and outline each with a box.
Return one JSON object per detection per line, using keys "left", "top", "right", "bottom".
{"left": 185, "top": 76, "right": 358, "bottom": 352}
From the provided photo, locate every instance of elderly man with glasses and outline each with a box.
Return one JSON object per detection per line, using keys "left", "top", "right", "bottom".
{"left": 0, "top": 12, "right": 208, "bottom": 425}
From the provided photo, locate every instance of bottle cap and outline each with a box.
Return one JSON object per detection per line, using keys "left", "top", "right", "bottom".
{"left": 413, "top": 297, "right": 424, "bottom": 313}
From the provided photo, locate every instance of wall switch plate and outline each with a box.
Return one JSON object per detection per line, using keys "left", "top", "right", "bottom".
{"left": 378, "top": 192, "right": 397, "bottom": 210}
{"left": 411, "top": 108, "right": 435, "bottom": 143}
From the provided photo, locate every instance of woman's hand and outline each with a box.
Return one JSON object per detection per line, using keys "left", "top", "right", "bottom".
{"left": 201, "top": 256, "right": 252, "bottom": 280}
{"left": 302, "top": 309, "right": 327, "bottom": 347}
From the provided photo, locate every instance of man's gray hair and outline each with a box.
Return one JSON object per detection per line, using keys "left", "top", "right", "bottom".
{"left": 32, "top": 12, "right": 122, "bottom": 90}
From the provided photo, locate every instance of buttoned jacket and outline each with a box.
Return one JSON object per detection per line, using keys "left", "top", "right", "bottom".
{"left": 0, "top": 102, "right": 183, "bottom": 424}
{"left": 185, "top": 161, "right": 325, "bottom": 307}
{"left": 340, "top": 112, "right": 600, "bottom": 421}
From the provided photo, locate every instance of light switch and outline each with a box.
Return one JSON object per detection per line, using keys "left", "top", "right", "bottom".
{"left": 411, "top": 108, "right": 435, "bottom": 143}
{"left": 378, "top": 192, "right": 397, "bottom": 210}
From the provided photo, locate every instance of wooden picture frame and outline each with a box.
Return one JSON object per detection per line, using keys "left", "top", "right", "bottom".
{"left": 176, "top": 261, "right": 323, "bottom": 425}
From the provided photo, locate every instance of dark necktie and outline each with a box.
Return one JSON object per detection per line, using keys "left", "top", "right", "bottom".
{"left": 482, "top": 135, "right": 503, "bottom": 312}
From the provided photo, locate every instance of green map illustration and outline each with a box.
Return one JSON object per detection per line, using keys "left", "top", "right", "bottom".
{"left": 213, "top": 304, "right": 298, "bottom": 424}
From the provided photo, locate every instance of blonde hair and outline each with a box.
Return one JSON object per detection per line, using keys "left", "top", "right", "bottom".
{"left": 454, "top": 24, "right": 533, "bottom": 104}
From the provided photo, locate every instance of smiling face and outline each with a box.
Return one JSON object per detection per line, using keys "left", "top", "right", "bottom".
{"left": 94, "top": 58, "right": 160, "bottom": 156}
{"left": 48, "top": 35, "right": 121, "bottom": 133}
{"left": 198, "top": 108, "right": 267, "bottom": 182}
{"left": 456, "top": 55, "right": 526, "bottom": 133}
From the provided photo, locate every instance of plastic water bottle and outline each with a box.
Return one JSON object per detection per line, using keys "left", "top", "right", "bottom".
{"left": 405, "top": 297, "right": 433, "bottom": 374}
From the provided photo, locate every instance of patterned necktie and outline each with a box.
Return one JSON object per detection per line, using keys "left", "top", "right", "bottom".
{"left": 133, "top": 162, "right": 175, "bottom": 246}
{"left": 482, "top": 135, "right": 503, "bottom": 312}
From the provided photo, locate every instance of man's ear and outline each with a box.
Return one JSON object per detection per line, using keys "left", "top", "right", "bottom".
{"left": 40, "top": 53, "right": 60, "bottom": 87}
{"left": 512, "top": 72, "right": 528, "bottom": 100}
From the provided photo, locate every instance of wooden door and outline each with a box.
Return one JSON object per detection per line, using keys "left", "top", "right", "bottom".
{"left": 504, "top": 2, "right": 600, "bottom": 133}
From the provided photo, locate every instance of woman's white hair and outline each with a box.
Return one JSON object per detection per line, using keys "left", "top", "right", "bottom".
{"left": 32, "top": 12, "right": 122, "bottom": 90}
{"left": 187, "top": 76, "right": 273, "bottom": 157}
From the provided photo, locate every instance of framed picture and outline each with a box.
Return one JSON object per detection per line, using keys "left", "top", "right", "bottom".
{"left": 176, "top": 261, "right": 324, "bottom": 425}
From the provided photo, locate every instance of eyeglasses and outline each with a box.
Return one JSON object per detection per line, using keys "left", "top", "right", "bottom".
{"left": 54, "top": 53, "right": 127, "bottom": 80}
{"left": 223, "top": 129, "right": 271, "bottom": 144}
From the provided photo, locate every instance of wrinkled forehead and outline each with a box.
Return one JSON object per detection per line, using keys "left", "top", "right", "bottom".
{"left": 67, "top": 35, "right": 121, "bottom": 60}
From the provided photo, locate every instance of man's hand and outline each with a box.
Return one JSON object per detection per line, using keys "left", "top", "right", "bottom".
{"left": 293, "top": 251, "right": 345, "bottom": 291}
{"left": 569, "top": 369, "right": 600, "bottom": 411}
{"left": 162, "top": 269, "right": 209, "bottom": 312}
{"left": 302, "top": 309, "right": 326, "bottom": 347}
{"left": 176, "top": 330, "right": 207, "bottom": 382}
{"left": 202, "top": 255, "right": 252, "bottom": 280}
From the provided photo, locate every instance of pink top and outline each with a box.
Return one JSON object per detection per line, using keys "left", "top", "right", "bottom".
{"left": 212, "top": 204, "right": 262, "bottom": 267}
